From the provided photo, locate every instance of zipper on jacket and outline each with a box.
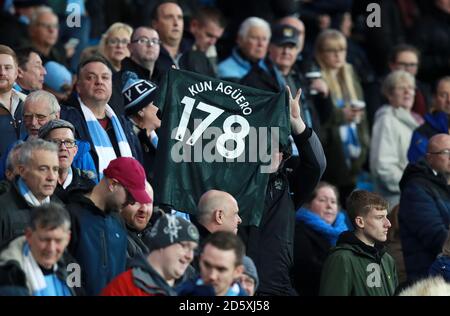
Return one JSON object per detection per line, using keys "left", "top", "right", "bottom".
{"left": 100, "top": 230, "right": 107, "bottom": 268}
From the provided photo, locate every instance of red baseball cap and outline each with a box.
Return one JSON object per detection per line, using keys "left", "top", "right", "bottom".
{"left": 103, "top": 157, "right": 152, "bottom": 204}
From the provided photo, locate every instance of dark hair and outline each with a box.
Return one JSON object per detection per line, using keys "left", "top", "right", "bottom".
{"left": 203, "top": 231, "right": 245, "bottom": 267}
{"left": 15, "top": 47, "right": 41, "bottom": 69}
{"left": 76, "top": 54, "right": 112, "bottom": 78}
{"left": 389, "top": 43, "right": 420, "bottom": 64}
{"left": 433, "top": 76, "right": 450, "bottom": 95}
{"left": 192, "top": 6, "right": 227, "bottom": 29}
{"left": 151, "top": 0, "right": 180, "bottom": 22}
{"left": 29, "top": 202, "right": 71, "bottom": 231}
{"left": 346, "top": 190, "right": 388, "bottom": 224}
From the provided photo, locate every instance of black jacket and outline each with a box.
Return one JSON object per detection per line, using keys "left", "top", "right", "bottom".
{"left": 399, "top": 159, "right": 450, "bottom": 281}
{"left": 110, "top": 57, "right": 159, "bottom": 116}
{"left": 238, "top": 127, "right": 326, "bottom": 296}
{"left": 53, "top": 167, "right": 95, "bottom": 204}
{"left": 153, "top": 39, "right": 216, "bottom": 85}
{"left": 0, "top": 180, "right": 63, "bottom": 247}
{"left": 293, "top": 221, "right": 332, "bottom": 296}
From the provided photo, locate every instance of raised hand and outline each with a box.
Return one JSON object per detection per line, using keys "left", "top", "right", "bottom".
{"left": 287, "top": 86, "right": 306, "bottom": 135}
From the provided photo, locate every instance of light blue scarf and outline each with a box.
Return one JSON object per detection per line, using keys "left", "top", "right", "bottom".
{"left": 296, "top": 208, "right": 349, "bottom": 246}
{"left": 17, "top": 178, "right": 50, "bottom": 207}
{"left": 79, "top": 98, "right": 133, "bottom": 179}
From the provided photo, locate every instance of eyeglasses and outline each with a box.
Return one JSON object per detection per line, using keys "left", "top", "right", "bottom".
{"left": 23, "top": 112, "right": 55, "bottom": 123}
{"left": 428, "top": 149, "right": 450, "bottom": 156}
{"left": 396, "top": 62, "right": 418, "bottom": 68}
{"left": 49, "top": 139, "right": 77, "bottom": 149}
{"left": 131, "top": 37, "right": 161, "bottom": 47}
{"left": 106, "top": 38, "right": 130, "bottom": 46}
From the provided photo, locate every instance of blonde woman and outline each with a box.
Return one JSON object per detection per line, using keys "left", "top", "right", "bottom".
{"left": 370, "top": 70, "right": 422, "bottom": 208}
{"left": 314, "top": 29, "right": 370, "bottom": 205}
{"left": 98, "top": 23, "right": 133, "bottom": 72}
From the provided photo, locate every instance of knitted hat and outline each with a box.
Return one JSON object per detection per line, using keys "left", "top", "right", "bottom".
{"left": 121, "top": 71, "right": 158, "bottom": 116}
{"left": 44, "top": 61, "right": 72, "bottom": 93}
{"left": 148, "top": 214, "right": 199, "bottom": 251}
{"left": 242, "top": 255, "right": 259, "bottom": 290}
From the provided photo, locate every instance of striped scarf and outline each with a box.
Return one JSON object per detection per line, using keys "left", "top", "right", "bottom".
{"left": 79, "top": 98, "right": 133, "bottom": 179}
{"left": 17, "top": 177, "right": 50, "bottom": 207}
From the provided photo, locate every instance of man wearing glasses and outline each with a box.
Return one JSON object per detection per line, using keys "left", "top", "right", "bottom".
{"left": 399, "top": 133, "right": 450, "bottom": 282}
{"left": 28, "top": 6, "right": 68, "bottom": 68}
{"left": 110, "top": 27, "right": 161, "bottom": 116}
{"left": 66, "top": 157, "right": 151, "bottom": 296}
{"left": 0, "top": 90, "right": 59, "bottom": 181}
{"left": 38, "top": 119, "right": 95, "bottom": 203}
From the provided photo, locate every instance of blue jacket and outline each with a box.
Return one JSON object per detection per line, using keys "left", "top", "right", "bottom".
{"left": 399, "top": 159, "right": 450, "bottom": 281}
{"left": 429, "top": 254, "right": 450, "bottom": 282}
{"left": 218, "top": 48, "right": 274, "bottom": 82}
{"left": 408, "top": 111, "right": 448, "bottom": 163}
{"left": 67, "top": 193, "right": 127, "bottom": 296}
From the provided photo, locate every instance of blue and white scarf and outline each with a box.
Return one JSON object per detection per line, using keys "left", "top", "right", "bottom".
{"left": 23, "top": 242, "right": 71, "bottom": 296}
{"left": 296, "top": 208, "right": 349, "bottom": 246}
{"left": 336, "top": 99, "right": 361, "bottom": 167}
{"left": 17, "top": 178, "right": 50, "bottom": 207}
{"left": 79, "top": 98, "right": 133, "bottom": 179}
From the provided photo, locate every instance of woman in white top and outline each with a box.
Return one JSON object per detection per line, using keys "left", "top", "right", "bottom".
{"left": 370, "top": 70, "right": 423, "bottom": 209}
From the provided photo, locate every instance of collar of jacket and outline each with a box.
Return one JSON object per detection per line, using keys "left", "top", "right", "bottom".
{"left": 121, "top": 57, "right": 151, "bottom": 80}
{"left": 335, "top": 231, "right": 386, "bottom": 263}
{"left": 130, "top": 254, "right": 177, "bottom": 295}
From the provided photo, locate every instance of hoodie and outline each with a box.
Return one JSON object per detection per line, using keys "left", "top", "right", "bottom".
{"left": 319, "top": 231, "right": 398, "bottom": 296}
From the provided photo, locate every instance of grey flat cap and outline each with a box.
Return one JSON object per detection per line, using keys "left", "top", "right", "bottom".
{"left": 38, "top": 119, "right": 75, "bottom": 139}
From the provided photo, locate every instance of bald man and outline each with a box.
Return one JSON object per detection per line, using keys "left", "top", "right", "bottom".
{"left": 196, "top": 190, "right": 242, "bottom": 240}
{"left": 399, "top": 133, "right": 450, "bottom": 281}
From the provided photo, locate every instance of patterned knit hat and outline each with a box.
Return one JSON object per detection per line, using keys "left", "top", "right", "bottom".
{"left": 122, "top": 71, "right": 158, "bottom": 116}
{"left": 148, "top": 214, "right": 199, "bottom": 250}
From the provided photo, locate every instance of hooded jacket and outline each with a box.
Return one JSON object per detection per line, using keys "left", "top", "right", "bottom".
{"left": 101, "top": 254, "right": 177, "bottom": 296}
{"left": 319, "top": 231, "right": 398, "bottom": 296}
{"left": 67, "top": 193, "right": 127, "bottom": 296}
{"left": 399, "top": 159, "right": 450, "bottom": 281}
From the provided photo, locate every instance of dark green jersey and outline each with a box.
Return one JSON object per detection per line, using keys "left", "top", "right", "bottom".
{"left": 153, "top": 69, "right": 290, "bottom": 226}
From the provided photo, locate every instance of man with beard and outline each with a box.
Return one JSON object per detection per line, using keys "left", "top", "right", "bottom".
{"left": 0, "top": 45, "right": 24, "bottom": 166}
{"left": 67, "top": 157, "right": 151, "bottom": 296}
